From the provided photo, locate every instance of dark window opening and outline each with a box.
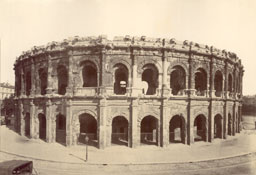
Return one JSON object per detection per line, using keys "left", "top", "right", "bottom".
{"left": 169, "top": 115, "right": 185, "bottom": 144}
{"left": 38, "top": 113, "right": 46, "bottom": 140}
{"left": 214, "top": 114, "right": 222, "bottom": 138}
{"left": 25, "top": 72, "right": 31, "bottom": 96}
{"left": 194, "top": 115, "right": 207, "bottom": 142}
{"left": 112, "top": 116, "right": 128, "bottom": 146}
{"left": 82, "top": 65, "right": 97, "bottom": 87}
{"left": 57, "top": 66, "right": 68, "bottom": 95}
{"left": 195, "top": 68, "right": 207, "bottom": 96}
{"left": 114, "top": 64, "right": 128, "bottom": 95}
{"left": 141, "top": 64, "right": 158, "bottom": 95}
{"left": 214, "top": 71, "right": 223, "bottom": 97}
{"left": 141, "top": 115, "right": 158, "bottom": 145}
{"left": 39, "top": 69, "right": 47, "bottom": 95}
{"left": 170, "top": 66, "right": 186, "bottom": 95}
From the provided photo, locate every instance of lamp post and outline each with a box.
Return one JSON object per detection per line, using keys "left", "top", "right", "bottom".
{"left": 85, "top": 135, "right": 89, "bottom": 162}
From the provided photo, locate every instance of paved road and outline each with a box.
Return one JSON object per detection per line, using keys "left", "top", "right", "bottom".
{"left": 1, "top": 151, "right": 256, "bottom": 175}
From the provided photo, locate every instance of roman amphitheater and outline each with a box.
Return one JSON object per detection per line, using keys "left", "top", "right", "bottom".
{"left": 14, "top": 35, "right": 244, "bottom": 149}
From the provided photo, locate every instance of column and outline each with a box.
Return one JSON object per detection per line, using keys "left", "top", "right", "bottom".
{"left": 232, "top": 103, "right": 236, "bottom": 136}
{"left": 45, "top": 99, "right": 52, "bottom": 143}
{"left": 162, "top": 49, "right": 170, "bottom": 96}
{"left": 29, "top": 100, "right": 35, "bottom": 138}
{"left": 65, "top": 99, "right": 73, "bottom": 146}
{"left": 129, "top": 99, "right": 139, "bottom": 148}
{"left": 131, "top": 49, "right": 141, "bottom": 96}
{"left": 209, "top": 101, "right": 213, "bottom": 142}
{"left": 98, "top": 98, "right": 107, "bottom": 149}
{"left": 20, "top": 66, "right": 25, "bottom": 97}
{"left": 223, "top": 102, "right": 228, "bottom": 139}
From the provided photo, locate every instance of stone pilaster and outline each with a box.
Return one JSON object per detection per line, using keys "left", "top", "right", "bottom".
{"left": 46, "top": 55, "right": 53, "bottom": 95}
{"left": 187, "top": 101, "right": 193, "bottom": 145}
{"left": 223, "top": 102, "right": 228, "bottom": 139}
{"left": 65, "top": 99, "right": 73, "bottom": 146}
{"left": 29, "top": 100, "right": 35, "bottom": 138}
{"left": 20, "top": 66, "right": 25, "bottom": 96}
{"left": 129, "top": 98, "right": 139, "bottom": 148}
{"left": 30, "top": 58, "right": 36, "bottom": 96}
{"left": 66, "top": 50, "right": 73, "bottom": 95}
{"left": 19, "top": 100, "right": 25, "bottom": 136}
{"left": 209, "top": 101, "right": 213, "bottom": 142}
{"left": 160, "top": 99, "right": 169, "bottom": 147}
{"left": 45, "top": 99, "right": 52, "bottom": 142}
{"left": 98, "top": 98, "right": 107, "bottom": 149}
{"left": 232, "top": 102, "right": 236, "bottom": 136}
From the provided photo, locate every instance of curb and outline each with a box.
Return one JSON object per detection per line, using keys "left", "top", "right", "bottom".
{"left": 1, "top": 149, "right": 256, "bottom": 166}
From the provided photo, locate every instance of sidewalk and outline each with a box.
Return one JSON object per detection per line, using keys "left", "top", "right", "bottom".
{"left": 0, "top": 125, "right": 256, "bottom": 164}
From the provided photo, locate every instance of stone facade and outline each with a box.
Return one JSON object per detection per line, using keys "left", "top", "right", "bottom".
{"left": 14, "top": 35, "right": 244, "bottom": 149}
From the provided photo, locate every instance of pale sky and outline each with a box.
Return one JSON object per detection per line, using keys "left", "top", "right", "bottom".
{"left": 0, "top": 0, "right": 255, "bottom": 95}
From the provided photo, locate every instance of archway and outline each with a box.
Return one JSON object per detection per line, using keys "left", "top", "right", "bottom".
{"left": 141, "top": 64, "right": 158, "bottom": 95}
{"left": 25, "top": 113, "right": 30, "bottom": 137}
{"left": 114, "top": 64, "right": 128, "bottom": 95}
{"left": 140, "top": 115, "right": 158, "bottom": 145}
{"left": 82, "top": 63, "right": 97, "bottom": 87}
{"left": 170, "top": 66, "right": 186, "bottom": 95}
{"left": 38, "top": 113, "right": 46, "bottom": 140}
{"left": 57, "top": 65, "right": 68, "bottom": 95}
{"left": 214, "top": 114, "right": 222, "bottom": 139}
{"left": 194, "top": 115, "right": 207, "bottom": 142}
{"left": 79, "top": 113, "right": 97, "bottom": 146}
{"left": 214, "top": 70, "right": 223, "bottom": 97}
{"left": 228, "top": 113, "right": 232, "bottom": 136}
{"left": 169, "top": 115, "right": 186, "bottom": 144}
{"left": 56, "top": 113, "right": 66, "bottom": 144}
{"left": 195, "top": 68, "right": 207, "bottom": 96}
{"left": 111, "top": 116, "right": 128, "bottom": 146}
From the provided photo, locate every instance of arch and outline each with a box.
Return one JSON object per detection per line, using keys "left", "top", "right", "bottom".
{"left": 113, "top": 63, "right": 128, "bottom": 95}
{"left": 228, "top": 73, "right": 233, "bottom": 92}
{"left": 195, "top": 68, "right": 207, "bottom": 96}
{"left": 111, "top": 116, "right": 128, "bottom": 146}
{"left": 169, "top": 115, "right": 186, "bottom": 144}
{"left": 38, "top": 113, "right": 46, "bottom": 140}
{"left": 140, "top": 115, "right": 158, "bottom": 145}
{"left": 167, "top": 62, "right": 188, "bottom": 76}
{"left": 214, "top": 70, "right": 223, "bottom": 97}
{"left": 194, "top": 114, "right": 207, "bottom": 142}
{"left": 25, "top": 112, "right": 30, "bottom": 137}
{"left": 228, "top": 113, "right": 232, "bottom": 136}
{"left": 81, "top": 61, "right": 97, "bottom": 87}
{"left": 78, "top": 113, "right": 98, "bottom": 146}
{"left": 57, "top": 65, "right": 68, "bottom": 95}
{"left": 38, "top": 68, "right": 47, "bottom": 95}
{"left": 25, "top": 71, "right": 31, "bottom": 96}
{"left": 170, "top": 65, "right": 186, "bottom": 95}
{"left": 137, "top": 59, "right": 162, "bottom": 74}
{"left": 56, "top": 113, "right": 66, "bottom": 144}
{"left": 141, "top": 64, "right": 158, "bottom": 95}
{"left": 214, "top": 114, "right": 222, "bottom": 139}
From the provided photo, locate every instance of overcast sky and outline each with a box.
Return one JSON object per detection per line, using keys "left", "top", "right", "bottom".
{"left": 0, "top": 0, "right": 255, "bottom": 95}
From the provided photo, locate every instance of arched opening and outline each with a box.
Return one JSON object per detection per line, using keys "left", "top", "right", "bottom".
{"left": 214, "top": 70, "right": 223, "bottom": 97}
{"left": 170, "top": 66, "right": 186, "bottom": 95}
{"left": 25, "top": 112, "right": 30, "bottom": 137}
{"left": 169, "top": 115, "right": 186, "bottom": 144}
{"left": 57, "top": 65, "right": 68, "bottom": 95}
{"left": 25, "top": 71, "right": 31, "bottom": 96}
{"left": 195, "top": 68, "right": 207, "bottom": 96}
{"left": 141, "top": 64, "right": 158, "bottom": 95}
{"left": 82, "top": 62, "right": 97, "bottom": 87}
{"left": 214, "top": 114, "right": 222, "bottom": 139}
{"left": 114, "top": 64, "right": 128, "bottom": 95}
{"left": 38, "top": 113, "right": 46, "bottom": 140}
{"left": 79, "top": 113, "right": 97, "bottom": 146}
{"left": 228, "top": 113, "right": 232, "bottom": 136}
{"left": 39, "top": 68, "right": 47, "bottom": 95}
{"left": 56, "top": 113, "right": 66, "bottom": 144}
{"left": 228, "top": 74, "right": 233, "bottom": 92}
{"left": 140, "top": 115, "right": 158, "bottom": 145}
{"left": 111, "top": 116, "right": 128, "bottom": 146}
{"left": 194, "top": 115, "right": 207, "bottom": 142}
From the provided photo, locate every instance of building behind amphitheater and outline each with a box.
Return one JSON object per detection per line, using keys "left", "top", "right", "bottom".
{"left": 14, "top": 35, "right": 244, "bottom": 149}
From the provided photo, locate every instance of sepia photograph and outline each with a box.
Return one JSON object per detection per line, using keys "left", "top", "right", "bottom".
{"left": 0, "top": 0, "right": 256, "bottom": 174}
